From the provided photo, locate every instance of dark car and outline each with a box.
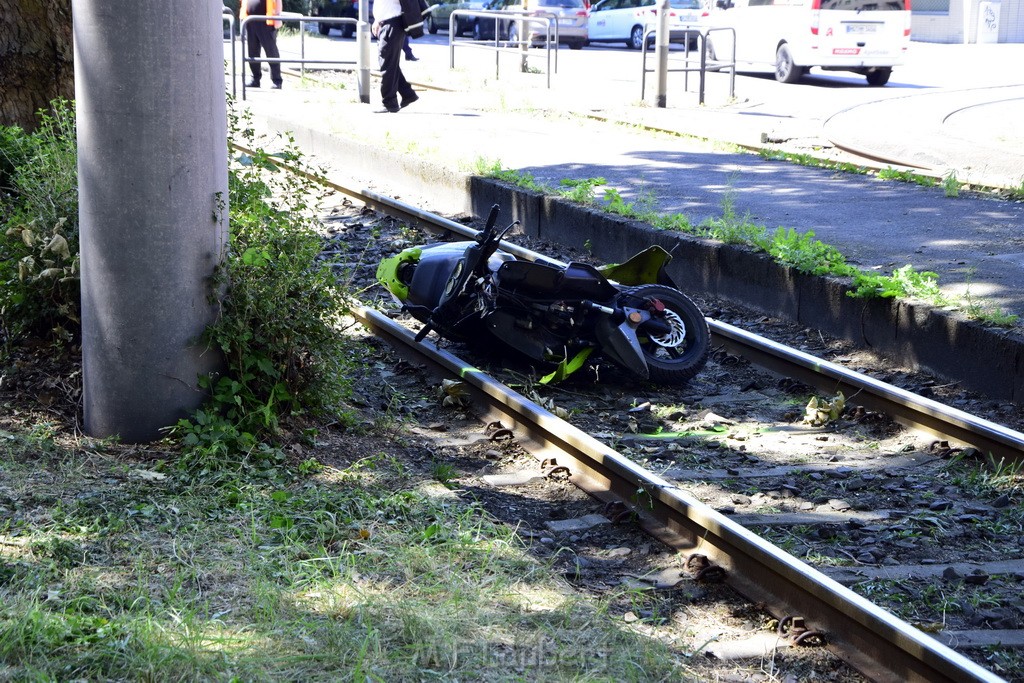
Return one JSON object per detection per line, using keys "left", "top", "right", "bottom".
{"left": 316, "top": 0, "right": 374, "bottom": 38}
{"left": 425, "top": 0, "right": 489, "bottom": 36}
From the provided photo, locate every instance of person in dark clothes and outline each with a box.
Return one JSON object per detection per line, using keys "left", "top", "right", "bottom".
{"left": 372, "top": 0, "right": 419, "bottom": 112}
{"left": 403, "top": 34, "right": 418, "bottom": 61}
{"left": 241, "top": 0, "right": 283, "bottom": 89}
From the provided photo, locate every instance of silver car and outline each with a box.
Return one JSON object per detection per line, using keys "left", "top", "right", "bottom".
{"left": 588, "top": 0, "right": 703, "bottom": 49}
{"left": 475, "top": 0, "right": 588, "bottom": 49}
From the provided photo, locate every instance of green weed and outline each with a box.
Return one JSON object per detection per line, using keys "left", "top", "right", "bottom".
{"left": 168, "top": 107, "right": 360, "bottom": 468}
{"left": 878, "top": 167, "right": 936, "bottom": 187}
{"left": 558, "top": 176, "right": 605, "bottom": 204}
{"left": 943, "top": 170, "right": 961, "bottom": 198}
{"left": 0, "top": 99, "right": 80, "bottom": 343}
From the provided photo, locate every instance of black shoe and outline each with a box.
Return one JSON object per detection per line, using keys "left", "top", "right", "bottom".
{"left": 406, "top": 55, "right": 418, "bottom": 61}
{"left": 272, "top": 82, "right": 283, "bottom": 89}
{"left": 247, "top": 80, "right": 261, "bottom": 88}
{"left": 400, "top": 93, "right": 419, "bottom": 109}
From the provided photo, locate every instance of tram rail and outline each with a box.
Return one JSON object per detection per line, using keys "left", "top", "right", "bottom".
{"left": 236, "top": 142, "right": 1021, "bottom": 681}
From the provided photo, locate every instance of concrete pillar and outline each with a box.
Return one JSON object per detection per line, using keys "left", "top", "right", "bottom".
{"left": 74, "top": 0, "right": 228, "bottom": 442}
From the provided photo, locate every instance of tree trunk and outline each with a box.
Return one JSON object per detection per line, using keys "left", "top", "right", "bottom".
{"left": 0, "top": 0, "right": 74, "bottom": 131}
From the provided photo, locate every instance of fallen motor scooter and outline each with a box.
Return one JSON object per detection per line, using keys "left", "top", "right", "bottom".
{"left": 376, "top": 205, "right": 710, "bottom": 385}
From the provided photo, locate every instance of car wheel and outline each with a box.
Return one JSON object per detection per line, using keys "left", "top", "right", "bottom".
{"left": 569, "top": 40, "right": 584, "bottom": 50}
{"left": 318, "top": 21, "right": 331, "bottom": 36}
{"left": 507, "top": 22, "right": 518, "bottom": 45}
{"left": 473, "top": 20, "right": 483, "bottom": 40}
{"left": 774, "top": 43, "right": 803, "bottom": 84}
{"left": 342, "top": 24, "right": 355, "bottom": 39}
{"left": 425, "top": 15, "right": 437, "bottom": 34}
{"left": 866, "top": 67, "right": 891, "bottom": 86}
{"left": 629, "top": 25, "right": 644, "bottom": 50}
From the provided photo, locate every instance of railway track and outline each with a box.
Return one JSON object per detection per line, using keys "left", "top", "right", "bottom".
{"left": 260, "top": 147, "right": 1024, "bottom": 680}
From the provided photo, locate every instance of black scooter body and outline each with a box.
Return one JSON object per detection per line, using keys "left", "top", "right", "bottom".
{"left": 376, "top": 205, "right": 711, "bottom": 385}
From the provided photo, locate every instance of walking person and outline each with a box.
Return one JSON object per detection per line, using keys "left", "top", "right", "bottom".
{"left": 241, "top": 0, "right": 283, "bottom": 89}
{"left": 372, "top": 0, "right": 420, "bottom": 112}
{"left": 403, "top": 34, "right": 418, "bottom": 61}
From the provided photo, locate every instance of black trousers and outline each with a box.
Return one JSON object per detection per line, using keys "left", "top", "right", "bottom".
{"left": 377, "top": 20, "right": 415, "bottom": 108}
{"left": 246, "top": 21, "right": 282, "bottom": 85}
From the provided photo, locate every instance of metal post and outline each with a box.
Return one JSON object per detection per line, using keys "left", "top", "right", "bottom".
{"left": 358, "top": 2, "right": 372, "bottom": 102}
{"left": 74, "top": 0, "right": 228, "bottom": 441}
{"left": 518, "top": 16, "right": 528, "bottom": 73}
{"left": 655, "top": 0, "right": 670, "bottom": 107}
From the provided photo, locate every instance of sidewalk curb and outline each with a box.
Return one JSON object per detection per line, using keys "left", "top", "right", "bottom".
{"left": 470, "top": 175, "right": 1024, "bottom": 403}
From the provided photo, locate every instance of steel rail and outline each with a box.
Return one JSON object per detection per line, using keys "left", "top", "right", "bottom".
{"left": 299, "top": 166, "right": 1013, "bottom": 681}
{"left": 710, "top": 321, "right": 1024, "bottom": 465}
{"left": 352, "top": 303, "right": 1004, "bottom": 683}
{"left": 236, "top": 123, "right": 1016, "bottom": 683}
{"left": 326, "top": 177, "right": 1024, "bottom": 464}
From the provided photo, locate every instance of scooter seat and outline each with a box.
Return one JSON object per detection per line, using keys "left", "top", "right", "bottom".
{"left": 495, "top": 260, "right": 564, "bottom": 293}
{"left": 496, "top": 260, "right": 619, "bottom": 300}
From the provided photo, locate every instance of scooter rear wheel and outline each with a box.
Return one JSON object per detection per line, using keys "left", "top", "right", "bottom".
{"left": 627, "top": 285, "right": 710, "bottom": 385}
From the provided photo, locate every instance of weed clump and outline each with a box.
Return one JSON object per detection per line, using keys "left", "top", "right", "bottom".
{"left": 0, "top": 101, "right": 360, "bottom": 465}
{"left": 172, "top": 109, "right": 359, "bottom": 471}
{"left": 0, "top": 99, "right": 79, "bottom": 344}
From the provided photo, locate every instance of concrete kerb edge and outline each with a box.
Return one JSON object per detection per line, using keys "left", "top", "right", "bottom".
{"left": 469, "top": 177, "right": 1024, "bottom": 403}
{"left": 255, "top": 115, "right": 1024, "bottom": 404}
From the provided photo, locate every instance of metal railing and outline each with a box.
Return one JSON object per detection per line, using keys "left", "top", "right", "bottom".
{"left": 448, "top": 10, "right": 559, "bottom": 88}
{"left": 223, "top": 9, "right": 237, "bottom": 99}
{"left": 640, "top": 25, "right": 735, "bottom": 105}
{"left": 237, "top": 14, "right": 360, "bottom": 100}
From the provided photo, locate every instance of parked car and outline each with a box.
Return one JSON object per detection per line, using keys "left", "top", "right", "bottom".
{"left": 702, "top": 0, "right": 910, "bottom": 85}
{"left": 588, "top": 0, "right": 703, "bottom": 50}
{"left": 316, "top": 0, "right": 374, "bottom": 38}
{"left": 471, "top": 0, "right": 589, "bottom": 49}
{"left": 426, "top": 0, "right": 489, "bottom": 35}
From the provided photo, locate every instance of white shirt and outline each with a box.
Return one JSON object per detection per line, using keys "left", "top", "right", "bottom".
{"left": 375, "top": 0, "right": 403, "bottom": 22}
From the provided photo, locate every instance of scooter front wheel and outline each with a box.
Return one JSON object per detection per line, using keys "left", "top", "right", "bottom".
{"left": 627, "top": 285, "right": 710, "bottom": 385}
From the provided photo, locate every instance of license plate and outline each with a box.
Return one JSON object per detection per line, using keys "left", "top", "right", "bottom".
{"left": 845, "top": 22, "right": 879, "bottom": 33}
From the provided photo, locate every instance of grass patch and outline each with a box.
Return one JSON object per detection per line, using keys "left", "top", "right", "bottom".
{"left": 0, "top": 435, "right": 697, "bottom": 681}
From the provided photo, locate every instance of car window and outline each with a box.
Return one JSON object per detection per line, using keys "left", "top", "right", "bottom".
{"left": 669, "top": 0, "right": 701, "bottom": 7}
{"left": 536, "top": 0, "right": 585, "bottom": 7}
{"left": 820, "top": 0, "right": 906, "bottom": 7}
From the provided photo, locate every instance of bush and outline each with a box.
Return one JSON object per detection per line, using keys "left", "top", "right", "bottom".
{"left": 0, "top": 100, "right": 79, "bottom": 344}
{"left": 1, "top": 99, "right": 357, "bottom": 459}
{"left": 173, "top": 107, "right": 357, "bottom": 461}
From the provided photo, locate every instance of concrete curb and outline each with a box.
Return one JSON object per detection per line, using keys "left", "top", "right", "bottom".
{"left": 266, "top": 112, "right": 1024, "bottom": 404}
{"left": 471, "top": 176, "right": 1024, "bottom": 403}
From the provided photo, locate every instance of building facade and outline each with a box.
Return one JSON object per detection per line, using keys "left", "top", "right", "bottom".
{"left": 913, "top": 0, "right": 1023, "bottom": 42}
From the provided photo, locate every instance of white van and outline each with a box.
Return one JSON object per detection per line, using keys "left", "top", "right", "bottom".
{"left": 703, "top": 0, "right": 911, "bottom": 85}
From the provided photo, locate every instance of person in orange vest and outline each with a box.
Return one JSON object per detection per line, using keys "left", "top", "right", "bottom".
{"left": 241, "top": 0, "right": 283, "bottom": 89}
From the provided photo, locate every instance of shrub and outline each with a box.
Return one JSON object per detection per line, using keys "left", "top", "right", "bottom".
{"left": 0, "top": 100, "right": 79, "bottom": 343}
{"left": 172, "top": 108, "right": 357, "bottom": 462}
